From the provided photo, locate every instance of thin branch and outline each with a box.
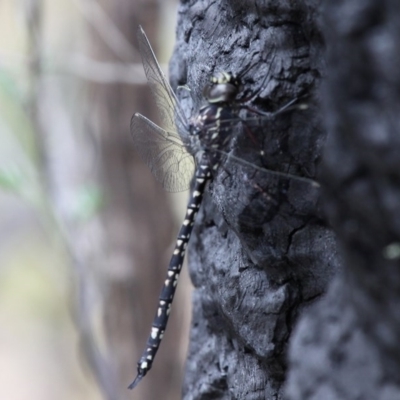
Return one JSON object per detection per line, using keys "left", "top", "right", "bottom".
{"left": 22, "top": 0, "right": 120, "bottom": 397}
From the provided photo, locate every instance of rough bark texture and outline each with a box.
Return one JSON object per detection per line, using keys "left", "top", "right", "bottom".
{"left": 169, "top": 1, "right": 338, "bottom": 399}
{"left": 285, "top": 0, "right": 400, "bottom": 399}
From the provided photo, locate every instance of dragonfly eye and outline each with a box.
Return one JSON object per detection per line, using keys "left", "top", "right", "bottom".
{"left": 203, "top": 82, "right": 239, "bottom": 103}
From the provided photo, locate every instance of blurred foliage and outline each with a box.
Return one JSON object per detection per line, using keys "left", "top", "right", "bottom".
{"left": 72, "top": 185, "right": 104, "bottom": 222}
{"left": 0, "top": 0, "right": 180, "bottom": 399}
{"left": 0, "top": 1, "right": 118, "bottom": 399}
{"left": 0, "top": 166, "right": 25, "bottom": 192}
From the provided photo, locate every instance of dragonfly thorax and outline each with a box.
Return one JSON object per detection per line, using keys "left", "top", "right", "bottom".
{"left": 190, "top": 104, "right": 235, "bottom": 150}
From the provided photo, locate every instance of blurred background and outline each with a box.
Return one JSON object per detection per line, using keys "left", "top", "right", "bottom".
{"left": 0, "top": 1, "right": 191, "bottom": 399}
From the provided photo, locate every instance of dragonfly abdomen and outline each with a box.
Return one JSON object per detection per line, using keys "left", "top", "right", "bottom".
{"left": 128, "top": 166, "right": 210, "bottom": 389}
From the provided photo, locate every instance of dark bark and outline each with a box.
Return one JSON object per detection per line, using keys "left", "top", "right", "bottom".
{"left": 286, "top": 0, "right": 400, "bottom": 399}
{"left": 170, "top": 1, "right": 337, "bottom": 399}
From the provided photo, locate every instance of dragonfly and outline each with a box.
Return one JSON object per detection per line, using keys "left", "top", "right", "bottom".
{"left": 128, "top": 26, "right": 317, "bottom": 390}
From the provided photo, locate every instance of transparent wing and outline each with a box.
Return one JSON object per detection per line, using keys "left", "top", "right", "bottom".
{"left": 137, "top": 26, "right": 188, "bottom": 136}
{"left": 211, "top": 147, "right": 320, "bottom": 269}
{"left": 210, "top": 99, "right": 321, "bottom": 232}
{"left": 131, "top": 113, "right": 195, "bottom": 192}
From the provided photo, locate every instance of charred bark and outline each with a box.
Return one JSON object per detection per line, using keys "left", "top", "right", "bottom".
{"left": 286, "top": 1, "right": 400, "bottom": 399}
{"left": 169, "top": 1, "right": 336, "bottom": 399}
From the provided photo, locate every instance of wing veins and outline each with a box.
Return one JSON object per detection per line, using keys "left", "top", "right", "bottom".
{"left": 137, "top": 26, "right": 188, "bottom": 135}
{"left": 131, "top": 114, "right": 195, "bottom": 192}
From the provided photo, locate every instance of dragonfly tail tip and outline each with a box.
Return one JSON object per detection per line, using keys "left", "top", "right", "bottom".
{"left": 128, "top": 372, "right": 145, "bottom": 390}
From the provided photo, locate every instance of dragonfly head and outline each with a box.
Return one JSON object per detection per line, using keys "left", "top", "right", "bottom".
{"left": 203, "top": 71, "right": 241, "bottom": 104}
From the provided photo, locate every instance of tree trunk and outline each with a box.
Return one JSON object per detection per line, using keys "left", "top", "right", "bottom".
{"left": 286, "top": 0, "right": 400, "bottom": 399}
{"left": 169, "top": 1, "right": 337, "bottom": 399}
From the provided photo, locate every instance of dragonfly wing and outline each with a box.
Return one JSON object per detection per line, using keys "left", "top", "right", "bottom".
{"left": 137, "top": 26, "right": 188, "bottom": 136}
{"left": 131, "top": 113, "right": 195, "bottom": 192}
{"left": 212, "top": 153, "right": 321, "bottom": 269}
{"left": 210, "top": 101, "right": 321, "bottom": 266}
